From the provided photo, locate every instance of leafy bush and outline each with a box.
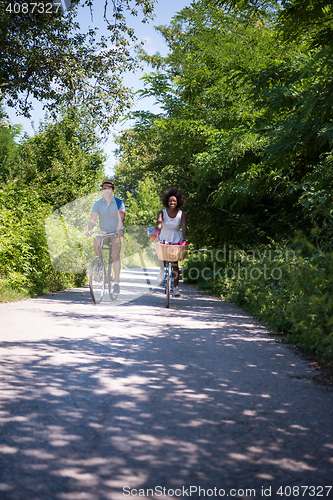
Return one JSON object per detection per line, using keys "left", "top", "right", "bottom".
{"left": 15, "top": 114, "right": 105, "bottom": 209}
{"left": 0, "top": 111, "right": 107, "bottom": 300}
{"left": 0, "top": 184, "right": 87, "bottom": 298}
{"left": 183, "top": 240, "right": 333, "bottom": 367}
{"left": 124, "top": 176, "right": 162, "bottom": 227}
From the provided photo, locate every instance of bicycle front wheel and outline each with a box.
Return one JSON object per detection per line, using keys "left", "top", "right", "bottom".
{"left": 89, "top": 256, "right": 105, "bottom": 304}
{"left": 166, "top": 261, "right": 171, "bottom": 308}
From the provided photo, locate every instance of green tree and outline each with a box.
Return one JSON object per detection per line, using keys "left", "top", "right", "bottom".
{"left": 0, "top": 104, "right": 21, "bottom": 182}
{"left": 116, "top": 1, "right": 306, "bottom": 246}
{"left": 0, "top": 0, "right": 155, "bottom": 132}
{"left": 15, "top": 111, "right": 105, "bottom": 208}
{"left": 116, "top": 0, "right": 333, "bottom": 250}
{"left": 0, "top": 110, "right": 106, "bottom": 299}
{"left": 123, "top": 176, "right": 162, "bottom": 227}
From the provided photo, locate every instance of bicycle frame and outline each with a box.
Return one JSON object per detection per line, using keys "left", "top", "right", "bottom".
{"left": 164, "top": 260, "right": 174, "bottom": 308}
{"left": 89, "top": 232, "right": 117, "bottom": 303}
{"left": 164, "top": 262, "right": 174, "bottom": 287}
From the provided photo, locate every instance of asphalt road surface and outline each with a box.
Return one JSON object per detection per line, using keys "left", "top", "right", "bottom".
{"left": 0, "top": 269, "right": 333, "bottom": 500}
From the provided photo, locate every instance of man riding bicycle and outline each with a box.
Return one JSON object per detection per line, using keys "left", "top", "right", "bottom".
{"left": 85, "top": 179, "right": 126, "bottom": 295}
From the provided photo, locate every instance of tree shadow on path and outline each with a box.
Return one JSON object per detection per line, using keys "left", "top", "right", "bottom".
{"left": 0, "top": 285, "right": 332, "bottom": 499}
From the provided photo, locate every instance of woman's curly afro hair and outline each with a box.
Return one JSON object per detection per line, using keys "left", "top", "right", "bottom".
{"left": 161, "top": 187, "right": 186, "bottom": 208}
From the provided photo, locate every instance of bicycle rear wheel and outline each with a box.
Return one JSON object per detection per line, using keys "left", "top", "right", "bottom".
{"left": 89, "top": 256, "right": 105, "bottom": 304}
{"left": 166, "top": 261, "right": 171, "bottom": 308}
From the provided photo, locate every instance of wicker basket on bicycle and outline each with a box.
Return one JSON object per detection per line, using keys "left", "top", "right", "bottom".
{"left": 155, "top": 242, "right": 188, "bottom": 262}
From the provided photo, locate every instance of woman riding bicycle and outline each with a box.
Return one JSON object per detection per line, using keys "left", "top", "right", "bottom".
{"left": 156, "top": 187, "right": 187, "bottom": 297}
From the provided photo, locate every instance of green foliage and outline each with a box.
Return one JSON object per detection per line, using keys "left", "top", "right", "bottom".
{"left": 183, "top": 239, "right": 333, "bottom": 367}
{"left": 0, "top": 111, "right": 106, "bottom": 300}
{"left": 0, "top": 281, "right": 30, "bottom": 302}
{"left": 113, "top": 123, "right": 163, "bottom": 197}
{"left": 0, "top": 1, "right": 161, "bottom": 300}
{"left": 113, "top": 0, "right": 333, "bottom": 368}
{"left": 114, "top": 0, "right": 333, "bottom": 253}
{"left": 0, "top": 0, "right": 155, "bottom": 132}
{"left": 0, "top": 184, "right": 86, "bottom": 298}
{"left": 115, "top": 2, "right": 311, "bottom": 247}
{"left": 124, "top": 176, "right": 162, "bottom": 227}
{"left": 14, "top": 112, "right": 105, "bottom": 209}
{"left": 0, "top": 104, "right": 21, "bottom": 182}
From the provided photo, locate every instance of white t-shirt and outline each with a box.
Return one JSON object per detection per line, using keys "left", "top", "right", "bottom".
{"left": 159, "top": 209, "right": 183, "bottom": 243}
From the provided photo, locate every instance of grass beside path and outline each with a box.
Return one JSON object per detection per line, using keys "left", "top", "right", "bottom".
{"left": 0, "top": 273, "right": 87, "bottom": 303}
{"left": 183, "top": 242, "right": 333, "bottom": 370}
{"left": 0, "top": 281, "right": 30, "bottom": 302}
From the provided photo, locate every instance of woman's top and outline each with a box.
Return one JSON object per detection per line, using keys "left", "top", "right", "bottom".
{"left": 159, "top": 209, "right": 183, "bottom": 243}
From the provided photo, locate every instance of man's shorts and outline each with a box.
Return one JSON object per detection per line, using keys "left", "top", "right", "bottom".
{"left": 109, "top": 234, "right": 123, "bottom": 257}
{"left": 95, "top": 233, "right": 124, "bottom": 258}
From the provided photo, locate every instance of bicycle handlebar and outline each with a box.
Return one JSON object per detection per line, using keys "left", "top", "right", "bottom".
{"left": 87, "top": 231, "right": 118, "bottom": 238}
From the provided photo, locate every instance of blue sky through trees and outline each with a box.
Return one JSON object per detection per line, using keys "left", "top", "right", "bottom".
{"left": 6, "top": 0, "right": 192, "bottom": 175}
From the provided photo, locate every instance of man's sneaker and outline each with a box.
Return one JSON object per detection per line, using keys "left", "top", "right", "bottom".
{"left": 156, "top": 269, "right": 164, "bottom": 285}
{"left": 173, "top": 287, "right": 180, "bottom": 297}
{"left": 113, "top": 283, "right": 120, "bottom": 295}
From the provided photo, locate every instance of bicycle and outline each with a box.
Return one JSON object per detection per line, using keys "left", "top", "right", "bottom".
{"left": 155, "top": 241, "right": 188, "bottom": 308}
{"left": 88, "top": 232, "right": 118, "bottom": 304}
{"left": 164, "top": 260, "right": 174, "bottom": 308}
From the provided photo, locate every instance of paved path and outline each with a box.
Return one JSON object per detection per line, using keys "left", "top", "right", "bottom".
{"left": 0, "top": 275, "right": 332, "bottom": 500}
